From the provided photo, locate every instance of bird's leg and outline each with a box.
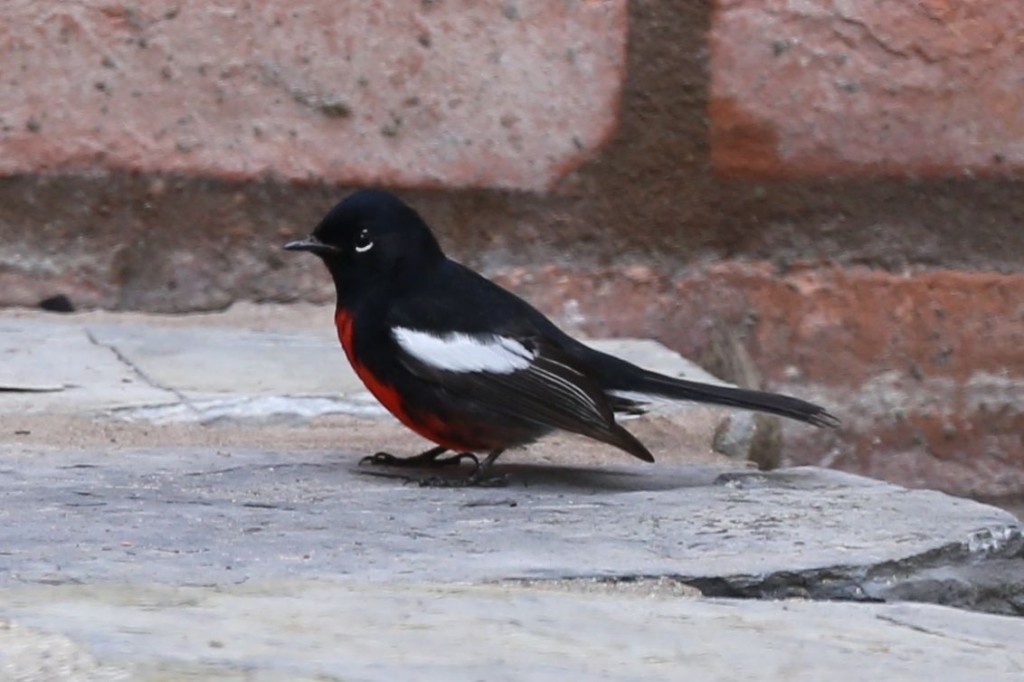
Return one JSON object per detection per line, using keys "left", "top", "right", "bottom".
{"left": 468, "top": 449, "right": 505, "bottom": 484}
{"left": 419, "top": 449, "right": 507, "bottom": 488}
{"left": 359, "top": 445, "right": 479, "bottom": 469}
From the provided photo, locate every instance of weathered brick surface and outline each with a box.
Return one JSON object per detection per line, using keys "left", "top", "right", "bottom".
{"left": 710, "top": 0, "right": 1024, "bottom": 177}
{"left": 0, "top": 1, "right": 626, "bottom": 190}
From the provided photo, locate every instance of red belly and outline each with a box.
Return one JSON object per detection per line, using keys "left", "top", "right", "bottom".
{"left": 334, "top": 308, "right": 486, "bottom": 451}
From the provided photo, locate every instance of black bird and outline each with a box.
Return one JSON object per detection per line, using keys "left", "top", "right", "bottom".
{"left": 285, "top": 190, "right": 838, "bottom": 484}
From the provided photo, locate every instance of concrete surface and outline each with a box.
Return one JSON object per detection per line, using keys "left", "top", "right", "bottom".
{"left": 0, "top": 305, "right": 1022, "bottom": 679}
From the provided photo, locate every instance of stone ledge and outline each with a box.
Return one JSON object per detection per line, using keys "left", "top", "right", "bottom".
{"left": 2, "top": 447, "right": 1019, "bottom": 613}
{"left": 1, "top": 448, "right": 1021, "bottom": 679}
{"left": 1, "top": 302, "right": 1021, "bottom": 679}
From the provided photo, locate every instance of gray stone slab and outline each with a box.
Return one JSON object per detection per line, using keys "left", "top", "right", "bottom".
{"left": 0, "top": 320, "right": 173, "bottom": 413}
{"left": 83, "top": 322, "right": 361, "bottom": 398}
{"left": 1, "top": 446, "right": 1019, "bottom": 611}
{"left": 2, "top": 583, "right": 1023, "bottom": 681}
{"left": 3, "top": 310, "right": 1020, "bottom": 681}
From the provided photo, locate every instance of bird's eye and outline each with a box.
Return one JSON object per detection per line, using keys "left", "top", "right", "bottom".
{"left": 354, "top": 230, "right": 373, "bottom": 253}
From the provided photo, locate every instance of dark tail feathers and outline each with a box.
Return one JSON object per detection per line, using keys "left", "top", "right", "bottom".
{"left": 633, "top": 372, "right": 839, "bottom": 429}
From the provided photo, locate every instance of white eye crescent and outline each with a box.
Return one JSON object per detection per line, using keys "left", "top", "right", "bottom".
{"left": 354, "top": 230, "right": 373, "bottom": 253}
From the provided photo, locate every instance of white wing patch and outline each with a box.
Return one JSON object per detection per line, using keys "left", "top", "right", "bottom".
{"left": 392, "top": 327, "right": 534, "bottom": 374}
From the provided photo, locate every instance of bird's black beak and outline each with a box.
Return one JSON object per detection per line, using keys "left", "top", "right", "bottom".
{"left": 283, "top": 235, "right": 339, "bottom": 255}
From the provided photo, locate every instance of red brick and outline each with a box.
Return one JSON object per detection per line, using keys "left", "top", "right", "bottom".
{"left": 0, "top": 1, "right": 626, "bottom": 190}
{"left": 710, "top": 0, "right": 1024, "bottom": 177}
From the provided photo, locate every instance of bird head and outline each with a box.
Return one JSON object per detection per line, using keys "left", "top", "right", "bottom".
{"left": 285, "top": 189, "right": 444, "bottom": 300}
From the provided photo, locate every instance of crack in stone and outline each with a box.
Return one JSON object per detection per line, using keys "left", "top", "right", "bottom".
{"left": 83, "top": 327, "right": 197, "bottom": 414}
{"left": 874, "top": 613, "right": 1002, "bottom": 649}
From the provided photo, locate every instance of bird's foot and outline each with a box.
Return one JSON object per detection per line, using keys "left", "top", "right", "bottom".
{"left": 418, "top": 448, "right": 507, "bottom": 487}
{"left": 359, "top": 446, "right": 479, "bottom": 469}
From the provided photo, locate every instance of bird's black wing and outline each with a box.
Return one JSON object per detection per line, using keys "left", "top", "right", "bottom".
{"left": 390, "top": 328, "right": 654, "bottom": 462}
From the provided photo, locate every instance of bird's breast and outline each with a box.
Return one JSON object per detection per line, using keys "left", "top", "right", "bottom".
{"left": 334, "top": 307, "right": 356, "bottom": 359}
{"left": 335, "top": 307, "right": 405, "bottom": 418}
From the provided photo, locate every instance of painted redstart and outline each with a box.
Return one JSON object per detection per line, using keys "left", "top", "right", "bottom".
{"left": 285, "top": 190, "right": 838, "bottom": 485}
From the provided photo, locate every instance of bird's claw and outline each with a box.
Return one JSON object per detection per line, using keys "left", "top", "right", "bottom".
{"left": 359, "top": 452, "right": 403, "bottom": 467}
{"left": 359, "top": 447, "right": 502, "bottom": 486}
{"left": 359, "top": 450, "right": 479, "bottom": 469}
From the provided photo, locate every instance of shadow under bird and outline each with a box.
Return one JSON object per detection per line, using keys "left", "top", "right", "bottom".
{"left": 285, "top": 190, "right": 838, "bottom": 485}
